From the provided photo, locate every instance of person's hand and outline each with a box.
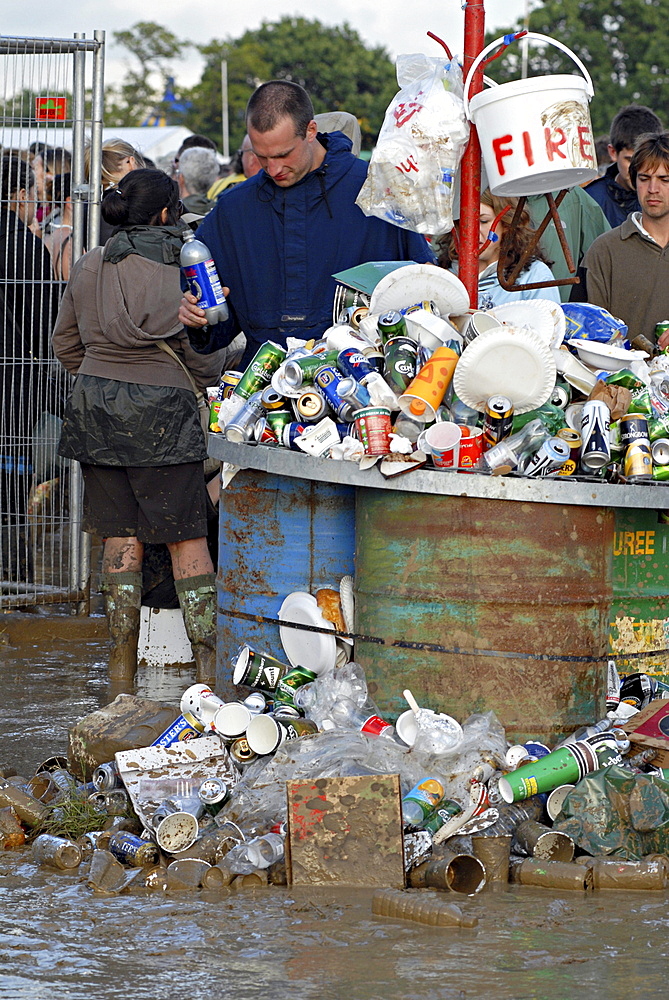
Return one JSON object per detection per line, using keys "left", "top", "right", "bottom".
{"left": 658, "top": 328, "right": 669, "bottom": 351}
{"left": 179, "top": 289, "right": 230, "bottom": 328}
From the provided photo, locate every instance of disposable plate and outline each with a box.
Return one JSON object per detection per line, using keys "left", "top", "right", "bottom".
{"left": 453, "top": 326, "right": 557, "bottom": 413}
{"left": 369, "top": 264, "right": 469, "bottom": 317}
{"left": 279, "top": 592, "right": 337, "bottom": 674}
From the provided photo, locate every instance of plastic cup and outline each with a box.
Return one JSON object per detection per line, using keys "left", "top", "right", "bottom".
{"left": 423, "top": 422, "right": 462, "bottom": 469}
{"left": 180, "top": 683, "right": 225, "bottom": 725}
{"left": 457, "top": 426, "right": 484, "bottom": 471}
{"left": 211, "top": 702, "right": 252, "bottom": 740}
{"left": 398, "top": 347, "right": 459, "bottom": 423}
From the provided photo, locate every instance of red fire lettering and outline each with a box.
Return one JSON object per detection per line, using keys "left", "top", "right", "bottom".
{"left": 545, "top": 127, "right": 567, "bottom": 161}
{"left": 492, "top": 135, "right": 514, "bottom": 176}
{"left": 393, "top": 97, "right": 424, "bottom": 128}
{"left": 522, "top": 131, "right": 535, "bottom": 167}
{"left": 395, "top": 155, "right": 420, "bottom": 175}
{"left": 577, "top": 126, "right": 594, "bottom": 161}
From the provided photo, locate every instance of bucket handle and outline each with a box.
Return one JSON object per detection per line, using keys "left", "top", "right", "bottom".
{"left": 463, "top": 32, "right": 595, "bottom": 121}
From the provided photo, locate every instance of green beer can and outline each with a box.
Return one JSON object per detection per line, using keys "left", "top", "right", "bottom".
{"left": 382, "top": 336, "right": 417, "bottom": 394}
{"left": 649, "top": 414, "right": 669, "bottom": 442}
{"left": 284, "top": 351, "right": 340, "bottom": 388}
{"left": 233, "top": 342, "right": 287, "bottom": 400}
{"left": 605, "top": 368, "right": 645, "bottom": 391}
{"left": 628, "top": 388, "right": 652, "bottom": 416}
{"left": 273, "top": 666, "right": 317, "bottom": 707}
{"left": 378, "top": 310, "right": 408, "bottom": 345}
{"left": 265, "top": 409, "right": 293, "bottom": 439}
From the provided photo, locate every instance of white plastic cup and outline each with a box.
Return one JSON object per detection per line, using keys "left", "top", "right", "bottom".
{"left": 180, "top": 683, "right": 225, "bottom": 726}
{"left": 211, "top": 702, "right": 252, "bottom": 740}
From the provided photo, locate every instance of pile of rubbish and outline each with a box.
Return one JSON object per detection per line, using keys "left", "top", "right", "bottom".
{"left": 209, "top": 264, "right": 669, "bottom": 485}
{"left": 4, "top": 635, "right": 669, "bottom": 911}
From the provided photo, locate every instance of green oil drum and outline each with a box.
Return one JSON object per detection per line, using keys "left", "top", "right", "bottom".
{"left": 354, "top": 489, "right": 613, "bottom": 744}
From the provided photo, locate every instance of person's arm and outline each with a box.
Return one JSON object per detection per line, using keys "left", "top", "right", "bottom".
{"left": 51, "top": 282, "right": 85, "bottom": 374}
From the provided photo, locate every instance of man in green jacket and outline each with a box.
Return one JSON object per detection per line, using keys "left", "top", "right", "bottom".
{"left": 581, "top": 132, "right": 669, "bottom": 347}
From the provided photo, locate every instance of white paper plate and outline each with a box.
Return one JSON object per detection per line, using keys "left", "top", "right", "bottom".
{"left": 566, "top": 338, "right": 648, "bottom": 372}
{"left": 279, "top": 592, "right": 337, "bottom": 675}
{"left": 453, "top": 326, "right": 557, "bottom": 414}
{"left": 488, "top": 299, "right": 556, "bottom": 345}
{"left": 369, "top": 264, "right": 469, "bottom": 318}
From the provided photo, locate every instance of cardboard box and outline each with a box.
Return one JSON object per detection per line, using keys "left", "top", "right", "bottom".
{"left": 286, "top": 773, "right": 404, "bottom": 887}
{"left": 622, "top": 699, "right": 669, "bottom": 767}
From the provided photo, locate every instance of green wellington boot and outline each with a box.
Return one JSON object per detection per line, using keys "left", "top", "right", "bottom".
{"left": 175, "top": 573, "right": 226, "bottom": 695}
{"left": 100, "top": 571, "right": 142, "bottom": 697}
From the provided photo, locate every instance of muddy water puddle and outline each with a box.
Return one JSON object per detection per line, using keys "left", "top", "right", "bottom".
{"left": 1, "top": 617, "right": 669, "bottom": 1000}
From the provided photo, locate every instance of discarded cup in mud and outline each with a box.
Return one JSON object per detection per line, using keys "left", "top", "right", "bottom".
{"left": 154, "top": 811, "right": 199, "bottom": 854}
{"left": 546, "top": 784, "right": 575, "bottom": 822}
{"left": 245, "top": 715, "right": 318, "bottom": 755}
{"left": 232, "top": 646, "right": 291, "bottom": 691}
{"left": 422, "top": 421, "right": 461, "bottom": 469}
{"left": 211, "top": 702, "right": 253, "bottom": 741}
{"left": 180, "top": 683, "right": 226, "bottom": 726}
{"left": 412, "top": 849, "right": 486, "bottom": 895}
{"left": 87, "top": 848, "right": 132, "bottom": 891}
{"left": 108, "top": 831, "right": 159, "bottom": 868}
{"left": 510, "top": 857, "right": 588, "bottom": 891}
{"left": 471, "top": 834, "right": 512, "bottom": 883}
{"left": 0, "top": 783, "right": 49, "bottom": 826}
{"left": 167, "top": 858, "right": 212, "bottom": 890}
{"left": 224, "top": 832, "right": 285, "bottom": 874}
{"left": 32, "top": 833, "right": 82, "bottom": 870}
{"left": 513, "top": 819, "right": 575, "bottom": 862}
{"left": 498, "top": 739, "right": 603, "bottom": 804}
{"left": 588, "top": 858, "right": 666, "bottom": 890}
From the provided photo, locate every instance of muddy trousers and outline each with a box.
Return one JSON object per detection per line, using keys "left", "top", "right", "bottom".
{"left": 100, "top": 571, "right": 142, "bottom": 693}
{"left": 175, "top": 573, "right": 218, "bottom": 691}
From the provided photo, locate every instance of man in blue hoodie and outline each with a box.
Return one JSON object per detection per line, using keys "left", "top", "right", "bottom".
{"left": 178, "top": 81, "right": 434, "bottom": 367}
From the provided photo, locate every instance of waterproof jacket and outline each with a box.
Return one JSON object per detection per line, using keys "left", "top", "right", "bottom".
{"left": 190, "top": 131, "right": 435, "bottom": 367}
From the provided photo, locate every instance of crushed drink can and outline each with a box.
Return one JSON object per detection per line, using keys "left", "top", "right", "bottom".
{"left": 400, "top": 300, "right": 440, "bottom": 317}
{"left": 314, "top": 366, "right": 356, "bottom": 421}
{"left": 225, "top": 391, "right": 265, "bottom": 443}
{"left": 282, "top": 421, "right": 309, "bottom": 450}
{"left": 92, "top": 761, "right": 121, "bottom": 792}
{"left": 198, "top": 778, "right": 230, "bottom": 817}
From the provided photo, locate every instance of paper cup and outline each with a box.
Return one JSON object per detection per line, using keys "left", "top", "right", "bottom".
{"left": 424, "top": 422, "right": 462, "bottom": 469}
{"left": 398, "top": 347, "right": 459, "bottom": 423}
{"left": 355, "top": 406, "right": 392, "bottom": 456}
{"left": 513, "top": 819, "right": 575, "bottom": 862}
{"left": 457, "top": 426, "right": 483, "bottom": 470}
{"left": 232, "top": 646, "right": 291, "bottom": 691}
{"left": 463, "top": 310, "right": 502, "bottom": 346}
{"left": 155, "top": 811, "right": 199, "bottom": 853}
{"left": 471, "top": 835, "right": 512, "bottom": 883}
{"left": 180, "top": 683, "right": 225, "bottom": 725}
{"left": 498, "top": 740, "right": 597, "bottom": 803}
{"left": 546, "top": 783, "right": 575, "bottom": 821}
{"left": 246, "top": 715, "right": 318, "bottom": 756}
{"left": 211, "top": 702, "right": 252, "bottom": 740}
{"left": 395, "top": 709, "right": 418, "bottom": 747}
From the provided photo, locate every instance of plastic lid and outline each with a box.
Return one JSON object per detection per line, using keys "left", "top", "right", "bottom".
{"left": 410, "top": 398, "right": 427, "bottom": 415}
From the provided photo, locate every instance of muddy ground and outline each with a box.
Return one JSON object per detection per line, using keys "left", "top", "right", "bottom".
{"left": 0, "top": 614, "right": 668, "bottom": 1000}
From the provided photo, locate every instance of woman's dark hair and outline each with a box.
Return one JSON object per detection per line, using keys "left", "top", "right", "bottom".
{"left": 1, "top": 153, "right": 34, "bottom": 200}
{"left": 101, "top": 168, "right": 181, "bottom": 228}
{"left": 436, "top": 188, "right": 552, "bottom": 279}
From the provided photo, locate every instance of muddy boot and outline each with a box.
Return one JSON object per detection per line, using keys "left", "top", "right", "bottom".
{"left": 100, "top": 571, "right": 142, "bottom": 699}
{"left": 175, "top": 573, "right": 227, "bottom": 696}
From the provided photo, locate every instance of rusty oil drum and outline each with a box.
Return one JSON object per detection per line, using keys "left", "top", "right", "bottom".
{"left": 354, "top": 490, "right": 614, "bottom": 744}
{"left": 216, "top": 469, "right": 355, "bottom": 688}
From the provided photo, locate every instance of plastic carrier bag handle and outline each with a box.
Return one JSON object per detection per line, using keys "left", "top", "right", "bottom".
{"left": 463, "top": 32, "right": 595, "bottom": 121}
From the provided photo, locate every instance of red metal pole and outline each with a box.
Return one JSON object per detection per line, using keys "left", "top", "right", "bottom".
{"left": 459, "top": 0, "right": 486, "bottom": 309}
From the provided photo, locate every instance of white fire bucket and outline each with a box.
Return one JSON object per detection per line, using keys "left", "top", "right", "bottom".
{"left": 464, "top": 34, "right": 598, "bottom": 197}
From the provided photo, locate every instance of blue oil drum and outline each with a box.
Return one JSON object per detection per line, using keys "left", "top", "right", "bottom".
{"left": 216, "top": 468, "right": 355, "bottom": 691}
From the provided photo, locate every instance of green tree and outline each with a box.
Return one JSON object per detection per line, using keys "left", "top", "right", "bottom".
{"left": 185, "top": 17, "right": 398, "bottom": 151}
{"left": 106, "top": 22, "right": 190, "bottom": 127}
{"left": 483, "top": 0, "right": 669, "bottom": 135}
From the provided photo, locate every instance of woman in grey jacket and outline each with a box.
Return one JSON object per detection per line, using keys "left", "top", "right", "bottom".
{"left": 53, "top": 169, "right": 226, "bottom": 695}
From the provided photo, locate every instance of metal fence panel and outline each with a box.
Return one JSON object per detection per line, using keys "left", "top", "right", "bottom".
{"left": 0, "top": 32, "right": 104, "bottom": 609}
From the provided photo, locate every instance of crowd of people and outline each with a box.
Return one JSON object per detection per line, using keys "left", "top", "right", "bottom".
{"left": 1, "top": 82, "right": 667, "bottom": 695}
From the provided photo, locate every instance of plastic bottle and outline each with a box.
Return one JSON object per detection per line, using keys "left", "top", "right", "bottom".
{"left": 401, "top": 777, "right": 445, "bottom": 827}
{"left": 180, "top": 230, "right": 229, "bottom": 325}
{"left": 483, "top": 418, "right": 551, "bottom": 474}
{"left": 224, "top": 833, "right": 285, "bottom": 874}
{"left": 553, "top": 717, "right": 612, "bottom": 749}
{"left": 328, "top": 696, "right": 397, "bottom": 739}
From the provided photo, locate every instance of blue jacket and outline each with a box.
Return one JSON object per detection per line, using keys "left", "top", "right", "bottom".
{"left": 584, "top": 163, "right": 640, "bottom": 229}
{"left": 189, "top": 131, "right": 435, "bottom": 366}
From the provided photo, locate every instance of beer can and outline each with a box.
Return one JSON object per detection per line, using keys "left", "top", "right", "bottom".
{"left": 620, "top": 413, "right": 650, "bottom": 446}
{"left": 265, "top": 409, "right": 293, "bottom": 439}
{"left": 652, "top": 465, "right": 669, "bottom": 481}
{"left": 243, "top": 691, "right": 269, "bottom": 715}
{"left": 92, "top": 761, "right": 121, "bottom": 792}
{"left": 651, "top": 438, "right": 669, "bottom": 466}
{"left": 378, "top": 310, "right": 408, "bottom": 345}
{"left": 108, "top": 831, "right": 159, "bottom": 868}
{"left": 220, "top": 370, "right": 243, "bottom": 399}
{"left": 628, "top": 388, "right": 652, "bottom": 416}
{"left": 342, "top": 305, "right": 368, "bottom": 330}
{"left": 400, "top": 300, "right": 440, "bottom": 317}
{"left": 655, "top": 320, "right": 669, "bottom": 343}
{"left": 225, "top": 391, "right": 265, "bottom": 444}
{"left": 337, "top": 348, "right": 376, "bottom": 385}
{"left": 282, "top": 421, "right": 308, "bottom": 450}
{"left": 337, "top": 376, "right": 371, "bottom": 409}
{"left": 271, "top": 704, "right": 303, "bottom": 720}
{"left": 605, "top": 368, "right": 645, "bottom": 391}
{"left": 482, "top": 395, "right": 514, "bottom": 452}
{"left": 295, "top": 389, "right": 328, "bottom": 422}
{"left": 232, "top": 645, "right": 291, "bottom": 690}
{"left": 649, "top": 415, "right": 669, "bottom": 442}
{"left": 314, "top": 366, "right": 356, "bottom": 421}
{"left": 556, "top": 427, "right": 581, "bottom": 476}
{"left": 283, "top": 352, "right": 339, "bottom": 388}
{"left": 550, "top": 382, "right": 571, "bottom": 409}
{"left": 229, "top": 736, "right": 258, "bottom": 766}
{"left": 523, "top": 436, "right": 571, "bottom": 477}
{"left": 233, "top": 342, "right": 287, "bottom": 400}
{"left": 383, "top": 336, "right": 418, "bottom": 394}
{"left": 198, "top": 778, "right": 230, "bottom": 816}
{"left": 254, "top": 418, "right": 279, "bottom": 446}
{"left": 260, "top": 386, "right": 286, "bottom": 411}
{"left": 624, "top": 440, "right": 653, "bottom": 480}
{"left": 580, "top": 399, "right": 611, "bottom": 469}
{"left": 274, "top": 666, "right": 318, "bottom": 707}
{"left": 151, "top": 711, "right": 205, "bottom": 749}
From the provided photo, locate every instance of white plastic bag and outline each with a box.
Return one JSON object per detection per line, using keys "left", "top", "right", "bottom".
{"left": 356, "top": 55, "right": 470, "bottom": 235}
